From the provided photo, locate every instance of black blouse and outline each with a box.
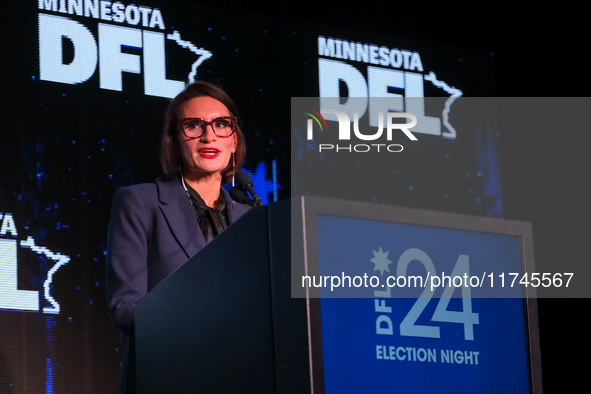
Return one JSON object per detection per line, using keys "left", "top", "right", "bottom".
{"left": 184, "top": 182, "right": 229, "bottom": 243}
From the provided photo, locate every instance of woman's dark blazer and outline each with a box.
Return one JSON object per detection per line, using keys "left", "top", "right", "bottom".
{"left": 106, "top": 175, "right": 251, "bottom": 335}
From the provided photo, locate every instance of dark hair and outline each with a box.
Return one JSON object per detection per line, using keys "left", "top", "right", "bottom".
{"left": 160, "top": 81, "right": 246, "bottom": 184}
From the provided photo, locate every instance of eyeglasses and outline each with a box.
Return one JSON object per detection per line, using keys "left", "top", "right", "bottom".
{"left": 178, "top": 116, "right": 237, "bottom": 139}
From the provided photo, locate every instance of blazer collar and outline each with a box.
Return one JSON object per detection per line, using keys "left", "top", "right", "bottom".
{"left": 155, "top": 175, "right": 241, "bottom": 259}
{"left": 156, "top": 176, "right": 205, "bottom": 259}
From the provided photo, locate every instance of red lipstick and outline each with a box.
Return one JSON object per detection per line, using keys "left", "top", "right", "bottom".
{"left": 198, "top": 147, "right": 220, "bottom": 159}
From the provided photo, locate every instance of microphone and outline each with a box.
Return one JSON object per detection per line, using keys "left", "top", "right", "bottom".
{"left": 234, "top": 170, "right": 263, "bottom": 207}
{"left": 229, "top": 186, "right": 254, "bottom": 207}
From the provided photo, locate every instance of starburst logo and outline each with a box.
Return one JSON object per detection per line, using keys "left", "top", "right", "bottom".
{"left": 371, "top": 246, "right": 393, "bottom": 276}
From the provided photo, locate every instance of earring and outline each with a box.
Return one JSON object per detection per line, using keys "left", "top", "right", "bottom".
{"left": 231, "top": 153, "right": 236, "bottom": 186}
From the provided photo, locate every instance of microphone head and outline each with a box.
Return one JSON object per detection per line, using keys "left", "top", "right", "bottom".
{"left": 229, "top": 186, "right": 254, "bottom": 206}
{"left": 234, "top": 170, "right": 253, "bottom": 189}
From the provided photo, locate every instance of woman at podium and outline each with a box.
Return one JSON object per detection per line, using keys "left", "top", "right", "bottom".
{"left": 105, "top": 81, "right": 251, "bottom": 393}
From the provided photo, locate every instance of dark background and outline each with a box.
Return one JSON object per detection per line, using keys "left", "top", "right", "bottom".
{"left": 1, "top": 0, "right": 589, "bottom": 392}
{"left": 277, "top": 2, "right": 590, "bottom": 392}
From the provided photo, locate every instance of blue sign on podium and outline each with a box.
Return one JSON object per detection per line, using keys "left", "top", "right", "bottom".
{"left": 299, "top": 196, "right": 541, "bottom": 394}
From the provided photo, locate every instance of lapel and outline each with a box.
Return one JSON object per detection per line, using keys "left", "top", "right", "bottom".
{"left": 156, "top": 176, "right": 206, "bottom": 259}
{"left": 222, "top": 188, "right": 241, "bottom": 225}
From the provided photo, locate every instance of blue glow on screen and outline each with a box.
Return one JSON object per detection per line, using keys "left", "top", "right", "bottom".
{"left": 316, "top": 215, "right": 530, "bottom": 393}
{"left": 244, "top": 161, "right": 281, "bottom": 205}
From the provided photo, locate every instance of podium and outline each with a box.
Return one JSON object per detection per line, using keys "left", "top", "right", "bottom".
{"left": 135, "top": 196, "right": 542, "bottom": 394}
{"left": 134, "top": 199, "right": 309, "bottom": 393}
